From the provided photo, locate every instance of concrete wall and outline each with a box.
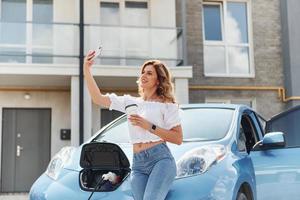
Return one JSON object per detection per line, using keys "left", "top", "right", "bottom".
{"left": 150, "top": 0, "right": 176, "bottom": 27}
{"left": 53, "top": 0, "right": 79, "bottom": 23}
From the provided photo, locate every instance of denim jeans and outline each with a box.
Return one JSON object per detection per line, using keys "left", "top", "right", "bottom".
{"left": 130, "top": 143, "right": 177, "bottom": 200}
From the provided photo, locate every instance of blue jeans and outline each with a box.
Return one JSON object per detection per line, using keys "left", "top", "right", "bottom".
{"left": 130, "top": 143, "right": 177, "bottom": 200}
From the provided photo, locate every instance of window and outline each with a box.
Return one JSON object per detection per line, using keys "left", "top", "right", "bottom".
{"left": 231, "top": 99, "right": 255, "bottom": 109}
{"left": 254, "top": 113, "right": 266, "bottom": 136}
{"left": 206, "top": 98, "right": 256, "bottom": 110}
{"left": 238, "top": 114, "right": 259, "bottom": 153}
{"left": 0, "top": 0, "right": 26, "bottom": 44}
{"left": 99, "top": 1, "right": 148, "bottom": 26}
{"left": 95, "top": 108, "right": 235, "bottom": 143}
{"left": 32, "top": 0, "right": 53, "bottom": 63}
{"left": 203, "top": 1, "right": 253, "bottom": 77}
{"left": 203, "top": 4, "right": 223, "bottom": 41}
{"left": 0, "top": 0, "right": 26, "bottom": 62}
{"left": 181, "top": 108, "right": 234, "bottom": 141}
{"left": 100, "top": 109, "right": 123, "bottom": 128}
{"left": 96, "top": 117, "right": 131, "bottom": 143}
{"left": 266, "top": 107, "right": 300, "bottom": 147}
{"left": 100, "top": 2, "right": 120, "bottom": 25}
{"left": 0, "top": 0, "right": 53, "bottom": 63}
{"left": 99, "top": 1, "right": 149, "bottom": 65}
{"left": 124, "top": 1, "right": 148, "bottom": 26}
{"left": 205, "top": 99, "right": 230, "bottom": 104}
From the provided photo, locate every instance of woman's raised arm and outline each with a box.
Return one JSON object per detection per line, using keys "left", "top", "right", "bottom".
{"left": 83, "top": 51, "right": 111, "bottom": 108}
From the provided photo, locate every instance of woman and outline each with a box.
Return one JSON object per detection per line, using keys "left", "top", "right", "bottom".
{"left": 84, "top": 50, "right": 183, "bottom": 200}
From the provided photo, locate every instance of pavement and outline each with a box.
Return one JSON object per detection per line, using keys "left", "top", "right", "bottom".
{"left": 0, "top": 193, "right": 28, "bottom": 200}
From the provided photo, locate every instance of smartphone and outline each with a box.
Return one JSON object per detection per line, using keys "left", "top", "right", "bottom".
{"left": 91, "top": 46, "right": 102, "bottom": 60}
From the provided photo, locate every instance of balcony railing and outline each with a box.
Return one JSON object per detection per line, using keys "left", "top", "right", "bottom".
{"left": 85, "top": 24, "right": 183, "bottom": 66}
{"left": 0, "top": 22, "right": 183, "bottom": 66}
{"left": 0, "top": 21, "right": 79, "bottom": 64}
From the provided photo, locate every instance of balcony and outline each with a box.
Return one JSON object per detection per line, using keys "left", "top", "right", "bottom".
{"left": 0, "top": 22, "right": 183, "bottom": 67}
{"left": 85, "top": 24, "right": 183, "bottom": 66}
{"left": 0, "top": 22, "right": 79, "bottom": 65}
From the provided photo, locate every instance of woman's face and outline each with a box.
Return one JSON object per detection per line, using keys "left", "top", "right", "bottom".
{"left": 139, "top": 64, "right": 159, "bottom": 90}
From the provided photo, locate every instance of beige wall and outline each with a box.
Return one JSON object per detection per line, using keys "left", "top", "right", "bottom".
{"left": 53, "top": 0, "right": 79, "bottom": 23}
{"left": 151, "top": 0, "right": 176, "bottom": 27}
{"left": 0, "top": 91, "right": 71, "bottom": 157}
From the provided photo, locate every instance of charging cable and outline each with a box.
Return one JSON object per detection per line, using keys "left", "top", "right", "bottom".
{"left": 87, "top": 176, "right": 105, "bottom": 200}
{"left": 87, "top": 172, "right": 120, "bottom": 200}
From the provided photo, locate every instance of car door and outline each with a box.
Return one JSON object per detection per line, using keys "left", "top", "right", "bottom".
{"left": 249, "top": 107, "right": 300, "bottom": 200}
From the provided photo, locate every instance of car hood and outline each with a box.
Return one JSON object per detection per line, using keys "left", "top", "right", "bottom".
{"left": 63, "top": 141, "right": 223, "bottom": 172}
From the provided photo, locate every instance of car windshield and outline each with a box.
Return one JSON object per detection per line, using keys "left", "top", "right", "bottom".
{"left": 94, "top": 107, "right": 235, "bottom": 143}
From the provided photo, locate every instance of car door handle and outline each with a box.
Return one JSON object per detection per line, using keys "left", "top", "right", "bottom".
{"left": 16, "top": 145, "right": 24, "bottom": 157}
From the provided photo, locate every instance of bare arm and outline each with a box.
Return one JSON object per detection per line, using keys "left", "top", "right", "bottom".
{"left": 129, "top": 115, "right": 183, "bottom": 145}
{"left": 150, "top": 125, "right": 183, "bottom": 145}
{"left": 84, "top": 51, "right": 111, "bottom": 108}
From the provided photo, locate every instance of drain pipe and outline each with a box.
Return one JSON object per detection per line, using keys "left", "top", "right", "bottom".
{"left": 79, "top": 0, "right": 84, "bottom": 144}
{"left": 181, "top": 0, "right": 187, "bottom": 65}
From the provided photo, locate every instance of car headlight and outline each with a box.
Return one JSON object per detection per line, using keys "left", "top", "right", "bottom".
{"left": 45, "top": 146, "right": 76, "bottom": 180}
{"left": 176, "top": 144, "right": 226, "bottom": 178}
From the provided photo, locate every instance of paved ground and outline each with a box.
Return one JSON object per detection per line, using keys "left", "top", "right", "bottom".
{"left": 0, "top": 193, "right": 28, "bottom": 200}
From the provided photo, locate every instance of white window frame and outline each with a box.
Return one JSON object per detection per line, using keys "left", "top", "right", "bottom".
{"left": 202, "top": 0, "right": 254, "bottom": 78}
{"left": 205, "top": 98, "right": 230, "bottom": 104}
{"left": 205, "top": 97, "right": 257, "bottom": 110}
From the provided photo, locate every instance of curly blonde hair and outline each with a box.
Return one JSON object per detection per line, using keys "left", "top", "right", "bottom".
{"left": 138, "top": 60, "right": 176, "bottom": 103}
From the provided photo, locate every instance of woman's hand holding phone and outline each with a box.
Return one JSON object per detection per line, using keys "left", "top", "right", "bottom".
{"left": 84, "top": 46, "right": 102, "bottom": 71}
{"left": 93, "top": 46, "right": 102, "bottom": 60}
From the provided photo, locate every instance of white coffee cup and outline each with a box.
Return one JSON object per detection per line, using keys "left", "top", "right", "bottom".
{"left": 125, "top": 104, "right": 138, "bottom": 116}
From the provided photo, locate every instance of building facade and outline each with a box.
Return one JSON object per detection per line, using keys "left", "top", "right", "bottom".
{"left": 0, "top": 0, "right": 191, "bottom": 193}
{"left": 178, "top": 0, "right": 300, "bottom": 119}
{"left": 0, "top": 0, "right": 300, "bottom": 195}
{"left": 179, "top": 0, "right": 279, "bottom": 119}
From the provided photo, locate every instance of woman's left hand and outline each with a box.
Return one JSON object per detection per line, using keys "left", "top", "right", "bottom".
{"left": 128, "top": 114, "right": 151, "bottom": 131}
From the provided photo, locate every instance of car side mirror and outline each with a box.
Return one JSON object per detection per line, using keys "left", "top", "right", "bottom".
{"left": 252, "top": 132, "right": 286, "bottom": 150}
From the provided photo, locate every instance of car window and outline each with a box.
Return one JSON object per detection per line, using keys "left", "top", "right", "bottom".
{"left": 238, "top": 124, "right": 247, "bottom": 152}
{"left": 94, "top": 108, "right": 235, "bottom": 143}
{"left": 95, "top": 117, "right": 131, "bottom": 143}
{"left": 238, "top": 114, "right": 259, "bottom": 153}
{"left": 266, "top": 107, "right": 300, "bottom": 148}
{"left": 255, "top": 113, "right": 266, "bottom": 135}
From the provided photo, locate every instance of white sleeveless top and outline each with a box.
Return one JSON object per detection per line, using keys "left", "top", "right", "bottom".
{"left": 106, "top": 93, "right": 181, "bottom": 144}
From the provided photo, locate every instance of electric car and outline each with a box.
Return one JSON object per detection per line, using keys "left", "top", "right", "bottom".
{"left": 29, "top": 104, "right": 300, "bottom": 200}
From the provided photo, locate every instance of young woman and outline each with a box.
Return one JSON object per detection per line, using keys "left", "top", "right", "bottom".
{"left": 84, "top": 50, "right": 183, "bottom": 200}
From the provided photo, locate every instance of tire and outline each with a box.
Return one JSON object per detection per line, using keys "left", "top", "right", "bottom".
{"left": 236, "top": 191, "right": 248, "bottom": 200}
